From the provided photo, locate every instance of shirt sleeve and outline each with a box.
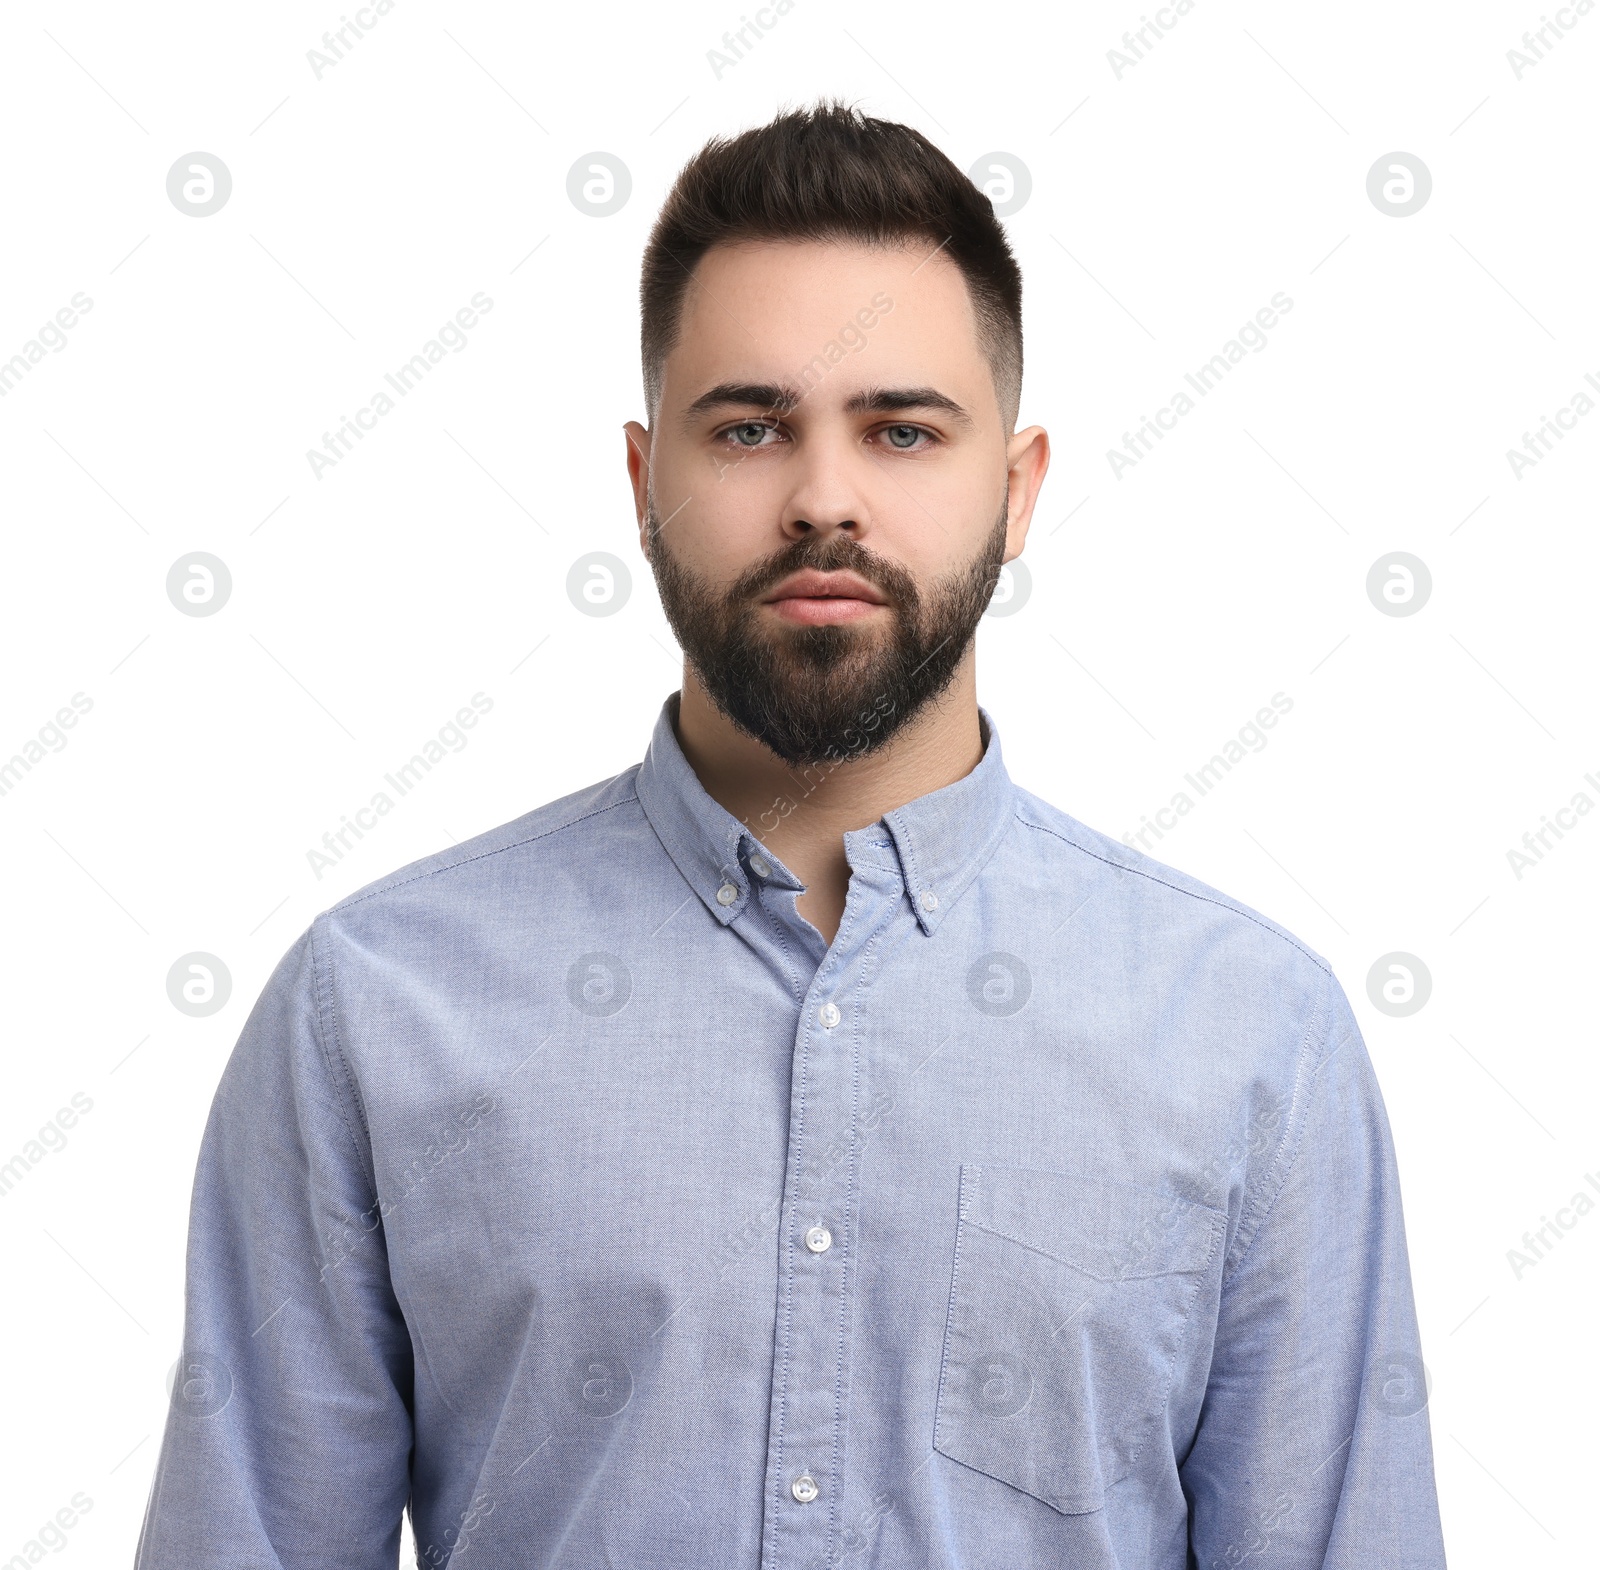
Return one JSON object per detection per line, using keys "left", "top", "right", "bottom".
{"left": 1179, "top": 964, "right": 1448, "bottom": 1570}
{"left": 134, "top": 919, "right": 414, "bottom": 1568}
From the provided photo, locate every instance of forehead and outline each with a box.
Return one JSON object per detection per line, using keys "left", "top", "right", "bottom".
{"left": 666, "top": 237, "right": 987, "bottom": 402}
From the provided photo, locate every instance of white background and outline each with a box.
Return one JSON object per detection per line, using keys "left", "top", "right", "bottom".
{"left": 1, "top": 0, "right": 1594, "bottom": 1563}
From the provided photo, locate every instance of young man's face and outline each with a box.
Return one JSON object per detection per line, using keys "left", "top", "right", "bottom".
{"left": 624, "top": 237, "right": 1048, "bottom": 765}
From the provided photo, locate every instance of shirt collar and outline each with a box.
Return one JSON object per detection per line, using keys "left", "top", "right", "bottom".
{"left": 634, "top": 690, "right": 1016, "bottom": 936}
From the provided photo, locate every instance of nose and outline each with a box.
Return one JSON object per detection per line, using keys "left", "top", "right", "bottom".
{"left": 778, "top": 429, "right": 872, "bottom": 544}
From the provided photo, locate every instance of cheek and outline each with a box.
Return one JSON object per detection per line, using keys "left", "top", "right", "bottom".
{"left": 659, "top": 497, "right": 772, "bottom": 586}
{"left": 867, "top": 445, "right": 992, "bottom": 524}
{"left": 658, "top": 439, "right": 771, "bottom": 511}
{"left": 870, "top": 500, "right": 991, "bottom": 584}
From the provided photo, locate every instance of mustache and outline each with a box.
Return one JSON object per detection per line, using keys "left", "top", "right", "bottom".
{"left": 726, "top": 535, "right": 915, "bottom": 610}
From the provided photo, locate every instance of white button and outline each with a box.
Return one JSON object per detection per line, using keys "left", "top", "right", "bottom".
{"left": 921, "top": 891, "right": 939, "bottom": 911}
{"left": 805, "top": 1224, "right": 832, "bottom": 1253}
{"left": 716, "top": 882, "right": 738, "bottom": 906}
{"left": 749, "top": 855, "right": 771, "bottom": 879}
{"left": 791, "top": 1473, "right": 819, "bottom": 1503}
{"left": 818, "top": 1002, "right": 840, "bottom": 1029}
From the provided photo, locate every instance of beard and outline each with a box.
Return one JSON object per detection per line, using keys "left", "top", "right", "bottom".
{"left": 645, "top": 494, "right": 1009, "bottom": 766}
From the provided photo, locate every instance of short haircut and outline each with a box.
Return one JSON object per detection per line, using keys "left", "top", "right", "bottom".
{"left": 639, "top": 99, "right": 1024, "bottom": 434}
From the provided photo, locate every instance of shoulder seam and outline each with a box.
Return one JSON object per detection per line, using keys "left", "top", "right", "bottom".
{"left": 1219, "top": 963, "right": 1336, "bottom": 1289}
{"left": 1011, "top": 808, "right": 1331, "bottom": 975}
{"left": 307, "top": 916, "right": 380, "bottom": 1208}
{"left": 326, "top": 788, "right": 641, "bottom": 916}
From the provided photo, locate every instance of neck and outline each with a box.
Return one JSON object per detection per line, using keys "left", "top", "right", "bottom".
{"left": 670, "top": 656, "right": 985, "bottom": 943}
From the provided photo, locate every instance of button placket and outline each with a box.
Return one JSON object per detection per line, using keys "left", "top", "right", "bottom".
{"left": 778, "top": 968, "right": 855, "bottom": 1539}
{"left": 760, "top": 843, "right": 909, "bottom": 1568}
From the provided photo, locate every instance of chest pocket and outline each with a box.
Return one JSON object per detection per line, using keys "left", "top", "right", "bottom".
{"left": 933, "top": 1163, "right": 1224, "bottom": 1515}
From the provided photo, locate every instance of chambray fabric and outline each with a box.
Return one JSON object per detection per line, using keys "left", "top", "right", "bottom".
{"left": 135, "top": 691, "right": 1446, "bottom": 1570}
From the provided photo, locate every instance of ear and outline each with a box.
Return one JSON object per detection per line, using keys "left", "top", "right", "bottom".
{"left": 1001, "top": 423, "right": 1050, "bottom": 561}
{"left": 624, "top": 421, "right": 652, "bottom": 558}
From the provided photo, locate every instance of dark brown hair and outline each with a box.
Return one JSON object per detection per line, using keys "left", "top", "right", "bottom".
{"left": 640, "top": 99, "right": 1023, "bottom": 432}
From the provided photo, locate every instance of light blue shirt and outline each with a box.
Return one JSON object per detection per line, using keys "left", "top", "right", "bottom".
{"left": 136, "top": 692, "right": 1446, "bottom": 1568}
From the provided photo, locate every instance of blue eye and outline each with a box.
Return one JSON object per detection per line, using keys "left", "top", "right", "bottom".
{"left": 883, "top": 424, "right": 924, "bottom": 449}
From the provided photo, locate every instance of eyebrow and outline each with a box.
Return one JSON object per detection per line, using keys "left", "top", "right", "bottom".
{"left": 847, "top": 385, "right": 976, "bottom": 430}
{"left": 681, "top": 381, "right": 975, "bottom": 431}
{"left": 682, "top": 383, "right": 801, "bottom": 422}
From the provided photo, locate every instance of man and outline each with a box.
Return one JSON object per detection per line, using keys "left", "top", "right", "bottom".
{"left": 136, "top": 102, "right": 1447, "bottom": 1568}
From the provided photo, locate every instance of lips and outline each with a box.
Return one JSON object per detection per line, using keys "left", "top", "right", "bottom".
{"left": 761, "top": 569, "right": 889, "bottom": 627}
{"left": 763, "top": 569, "right": 887, "bottom": 606}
